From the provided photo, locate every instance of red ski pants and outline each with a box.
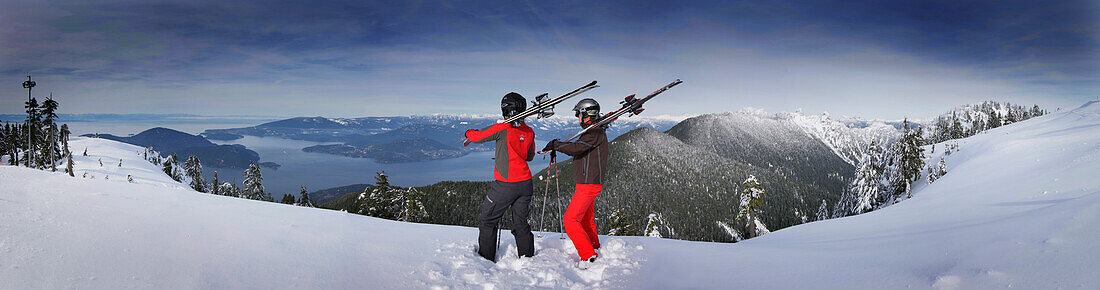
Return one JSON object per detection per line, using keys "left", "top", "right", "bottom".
{"left": 564, "top": 183, "right": 602, "bottom": 260}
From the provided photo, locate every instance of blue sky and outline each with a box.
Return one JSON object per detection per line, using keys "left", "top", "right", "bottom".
{"left": 1, "top": 0, "right": 1097, "bottom": 119}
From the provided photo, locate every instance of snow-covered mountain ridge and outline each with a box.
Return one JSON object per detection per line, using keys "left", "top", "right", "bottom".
{"left": 2, "top": 102, "right": 1098, "bottom": 288}
{"left": 724, "top": 108, "right": 902, "bottom": 166}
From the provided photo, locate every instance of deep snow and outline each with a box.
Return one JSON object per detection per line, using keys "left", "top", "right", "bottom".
{"left": 2, "top": 102, "right": 1099, "bottom": 289}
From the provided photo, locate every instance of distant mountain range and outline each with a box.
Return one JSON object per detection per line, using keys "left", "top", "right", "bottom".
{"left": 0, "top": 113, "right": 278, "bottom": 124}
{"left": 82, "top": 127, "right": 277, "bottom": 169}
{"left": 203, "top": 114, "right": 684, "bottom": 163}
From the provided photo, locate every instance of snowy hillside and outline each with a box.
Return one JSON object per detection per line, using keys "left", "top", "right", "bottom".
{"left": 3, "top": 102, "right": 1099, "bottom": 288}
{"left": 63, "top": 137, "right": 188, "bottom": 190}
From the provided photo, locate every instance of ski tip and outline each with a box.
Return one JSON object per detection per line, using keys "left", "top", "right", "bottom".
{"left": 587, "top": 80, "right": 598, "bottom": 86}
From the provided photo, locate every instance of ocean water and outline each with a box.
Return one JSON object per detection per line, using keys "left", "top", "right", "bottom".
{"left": 204, "top": 136, "right": 554, "bottom": 196}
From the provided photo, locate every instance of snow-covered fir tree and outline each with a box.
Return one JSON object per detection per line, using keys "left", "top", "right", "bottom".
{"left": 736, "top": 175, "right": 768, "bottom": 239}
{"left": 183, "top": 155, "right": 207, "bottom": 193}
{"left": 928, "top": 156, "right": 947, "bottom": 184}
{"left": 356, "top": 172, "right": 427, "bottom": 222}
{"left": 60, "top": 124, "right": 73, "bottom": 177}
{"left": 161, "top": 154, "right": 183, "bottom": 182}
{"left": 210, "top": 171, "right": 221, "bottom": 196}
{"left": 644, "top": 213, "right": 674, "bottom": 238}
{"left": 242, "top": 162, "right": 269, "bottom": 201}
{"left": 0, "top": 123, "right": 6, "bottom": 163}
{"left": 359, "top": 172, "right": 394, "bottom": 218}
{"left": 815, "top": 199, "right": 829, "bottom": 221}
{"left": 890, "top": 119, "right": 926, "bottom": 201}
{"left": 23, "top": 97, "right": 40, "bottom": 168}
{"left": 217, "top": 182, "right": 239, "bottom": 197}
{"left": 40, "top": 96, "right": 59, "bottom": 172}
{"left": 296, "top": 186, "right": 314, "bottom": 207}
{"left": 393, "top": 187, "right": 428, "bottom": 222}
{"left": 2, "top": 123, "right": 18, "bottom": 165}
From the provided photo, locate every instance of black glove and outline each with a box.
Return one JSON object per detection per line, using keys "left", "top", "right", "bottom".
{"left": 542, "top": 139, "right": 559, "bottom": 152}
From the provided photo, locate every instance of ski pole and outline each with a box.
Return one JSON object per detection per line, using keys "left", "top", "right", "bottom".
{"left": 538, "top": 157, "right": 554, "bottom": 238}
{"left": 495, "top": 218, "right": 501, "bottom": 261}
{"left": 553, "top": 154, "right": 565, "bottom": 240}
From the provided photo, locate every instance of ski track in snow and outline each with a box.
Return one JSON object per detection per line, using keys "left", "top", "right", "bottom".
{"left": 417, "top": 237, "right": 643, "bottom": 289}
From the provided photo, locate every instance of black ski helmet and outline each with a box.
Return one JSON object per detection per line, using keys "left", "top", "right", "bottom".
{"left": 501, "top": 92, "right": 526, "bottom": 119}
{"left": 573, "top": 98, "right": 600, "bottom": 118}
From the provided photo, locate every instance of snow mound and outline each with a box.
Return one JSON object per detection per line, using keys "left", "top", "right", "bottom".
{"left": 417, "top": 238, "right": 643, "bottom": 289}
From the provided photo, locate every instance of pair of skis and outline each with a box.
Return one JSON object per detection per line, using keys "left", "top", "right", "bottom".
{"left": 561, "top": 79, "right": 682, "bottom": 142}
{"left": 463, "top": 80, "right": 600, "bottom": 147}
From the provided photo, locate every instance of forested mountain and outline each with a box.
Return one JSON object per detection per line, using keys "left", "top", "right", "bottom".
{"left": 84, "top": 127, "right": 275, "bottom": 169}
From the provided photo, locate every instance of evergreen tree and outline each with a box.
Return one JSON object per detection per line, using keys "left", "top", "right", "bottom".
{"left": 9, "top": 123, "right": 23, "bottom": 165}
{"left": 989, "top": 111, "right": 1003, "bottom": 128}
{"left": 40, "top": 96, "right": 59, "bottom": 171}
{"left": 217, "top": 182, "right": 239, "bottom": 198}
{"left": 296, "top": 186, "right": 314, "bottom": 207}
{"left": 359, "top": 172, "right": 396, "bottom": 218}
{"left": 183, "top": 155, "right": 207, "bottom": 192}
{"left": 393, "top": 187, "right": 428, "bottom": 222}
{"left": 210, "top": 171, "right": 221, "bottom": 195}
{"left": 243, "top": 162, "right": 269, "bottom": 201}
{"left": 24, "top": 97, "right": 39, "bottom": 168}
{"left": 834, "top": 142, "right": 886, "bottom": 217}
{"left": 643, "top": 213, "right": 673, "bottom": 238}
{"left": 949, "top": 112, "right": 964, "bottom": 140}
{"left": 161, "top": 154, "right": 183, "bottom": 182}
{"left": 0, "top": 123, "right": 7, "bottom": 165}
{"left": 280, "top": 194, "right": 297, "bottom": 204}
{"left": 815, "top": 199, "right": 829, "bottom": 221}
{"left": 736, "top": 175, "right": 768, "bottom": 239}
{"left": 61, "top": 124, "right": 74, "bottom": 177}
{"left": 893, "top": 120, "right": 926, "bottom": 200}
{"left": 1030, "top": 105, "right": 1044, "bottom": 117}
{"left": 928, "top": 156, "right": 947, "bottom": 184}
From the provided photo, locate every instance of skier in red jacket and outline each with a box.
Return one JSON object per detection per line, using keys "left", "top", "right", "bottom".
{"left": 542, "top": 98, "right": 609, "bottom": 269}
{"left": 465, "top": 92, "right": 537, "bottom": 262}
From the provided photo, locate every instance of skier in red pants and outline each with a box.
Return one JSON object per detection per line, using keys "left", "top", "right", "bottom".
{"left": 542, "top": 98, "right": 609, "bottom": 269}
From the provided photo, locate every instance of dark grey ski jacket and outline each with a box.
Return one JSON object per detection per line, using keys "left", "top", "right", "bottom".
{"left": 550, "top": 127, "right": 609, "bottom": 185}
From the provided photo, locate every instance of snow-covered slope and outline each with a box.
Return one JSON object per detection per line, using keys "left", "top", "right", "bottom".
{"left": 64, "top": 137, "right": 188, "bottom": 190}
{"left": 3, "top": 102, "right": 1099, "bottom": 288}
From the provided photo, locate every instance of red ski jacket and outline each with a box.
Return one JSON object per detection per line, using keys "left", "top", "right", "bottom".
{"left": 465, "top": 122, "right": 536, "bottom": 182}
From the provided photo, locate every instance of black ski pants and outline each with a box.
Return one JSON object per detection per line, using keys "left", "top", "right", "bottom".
{"left": 478, "top": 179, "right": 534, "bottom": 261}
